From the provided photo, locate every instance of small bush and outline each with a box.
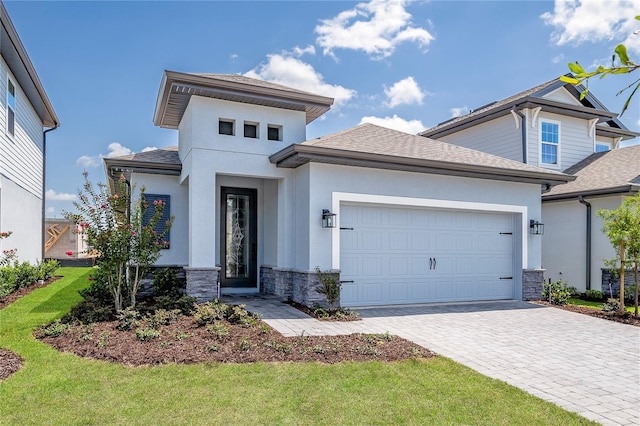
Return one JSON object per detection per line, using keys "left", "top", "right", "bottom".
{"left": 315, "top": 266, "right": 341, "bottom": 310}
{"left": 603, "top": 298, "right": 621, "bottom": 312}
{"left": 0, "top": 267, "right": 17, "bottom": 297}
{"left": 152, "top": 268, "right": 185, "bottom": 298}
{"left": 206, "top": 323, "right": 230, "bottom": 340}
{"left": 38, "top": 259, "right": 60, "bottom": 281}
{"left": 62, "top": 300, "right": 115, "bottom": 324}
{"left": 147, "top": 309, "right": 181, "bottom": 329}
{"left": 227, "top": 304, "right": 261, "bottom": 326}
{"left": 13, "top": 261, "right": 39, "bottom": 289}
{"left": 38, "top": 320, "right": 70, "bottom": 338}
{"left": 542, "top": 279, "right": 571, "bottom": 305}
{"left": 584, "top": 289, "right": 604, "bottom": 301}
{"left": 154, "top": 295, "right": 197, "bottom": 316}
{"left": 194, "top": 300, "right": 230, "bottom": 325}
{"left": 135, "top": 327, "right": 161, "bottom": 341}
{"left": 116, "top": 307, "right": 141, "bottom": 331}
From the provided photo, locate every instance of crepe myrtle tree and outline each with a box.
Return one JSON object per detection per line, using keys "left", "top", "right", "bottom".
{"left": 561, "top": 16, "right": 640, "bottom": 116}
{"left": 597, "top": 192, "right": 640, "bottom": 316}
{"left": 65, "top": 172, "right": 173, "bottom": 311}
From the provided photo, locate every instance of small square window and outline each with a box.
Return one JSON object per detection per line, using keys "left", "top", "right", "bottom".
{"left": 244, "top": 122, "right": 258, "bottom": 138}
{"left": 219, "top": 119, "right": 234, "bottom": 135}
{"left": 267, "top": 125, "right": 281, "bottom": 141}
{"left": 595, "top": 143, "right": 611, "bottom": 153}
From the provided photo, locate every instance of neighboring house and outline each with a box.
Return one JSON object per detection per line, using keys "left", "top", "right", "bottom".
{"left": 104, "top": 70, "right": 571, "bottom": 308}
{"left": 44, "top": 218, "right": 89, "bottom": 260}
{"left": 421, "top": 76, "right": 639, "bottom": 293}
{"left": 0, "top": 2, "right": 59, "bottom": 263}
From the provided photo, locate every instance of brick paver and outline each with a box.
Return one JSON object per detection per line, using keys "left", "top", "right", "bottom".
{"left": 225, "top": 296, "right": 640, "bottom": 426}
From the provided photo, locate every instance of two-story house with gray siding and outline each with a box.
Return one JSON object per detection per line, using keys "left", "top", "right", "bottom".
{"left": 421, "top": 76, "right": 639, "bottom": 294}
{"left": 0, "top": 2, "right": 59, "bottom": 263}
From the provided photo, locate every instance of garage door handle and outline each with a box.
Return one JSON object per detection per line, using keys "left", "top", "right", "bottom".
{"left": 433, "top": 258, "right": 436, "bottom": 270}
{"left": 429, "top": 257, "right": 433, "bottom": 270}
{"left": 499, "top": 276, "right": 513, "bottom": 280}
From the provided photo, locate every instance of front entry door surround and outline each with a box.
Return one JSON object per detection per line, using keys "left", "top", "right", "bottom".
{"left": 220, "top": 187, "right": 257, "bottom": 288}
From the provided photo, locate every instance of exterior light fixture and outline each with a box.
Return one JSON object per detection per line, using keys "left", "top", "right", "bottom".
{"left": 530, "top": 219, "right": 544, "bottom": 235}
{"left": 322, "top": 209, "right": 336, "bottom": 228}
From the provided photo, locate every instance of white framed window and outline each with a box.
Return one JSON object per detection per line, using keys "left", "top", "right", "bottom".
{"left": 595, "top": 142, "right": 611, "bottom": 153}
{"left": 243, "top": 121, "right": 258, "bottom": 138}
{"left": 219, "top": 119, "right": 235, "bottom": 136}
{"left": 267, "top": 125, "right": 282, "bottom": 141}
{"left": 7, "top": 79, "right": 15, "bottom": 137}
{"left": 540, "top": 120, "right": 560, "bottom": 166}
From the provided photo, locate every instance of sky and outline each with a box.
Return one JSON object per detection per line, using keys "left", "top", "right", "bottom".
{"left": 5, "top": 0, "right": 640, "bottom": 216}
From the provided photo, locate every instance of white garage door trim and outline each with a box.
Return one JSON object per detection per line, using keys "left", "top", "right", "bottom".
{"left": 330, "top": 192, "right": 529, "bottom": 271}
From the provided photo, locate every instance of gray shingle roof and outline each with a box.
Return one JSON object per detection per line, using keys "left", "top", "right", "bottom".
{"left": 193, "top": 73, "right": 327, "bottom": 99}
{"left": 543, "top": 145, "right": 640, "bottom": 199}
{"left": 112, "top": 146, "right": 180, "bottom": 166}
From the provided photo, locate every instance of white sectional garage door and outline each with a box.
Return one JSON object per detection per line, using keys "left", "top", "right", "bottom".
{"left": 339, "top": 204, "right": 515, "bottom": 307}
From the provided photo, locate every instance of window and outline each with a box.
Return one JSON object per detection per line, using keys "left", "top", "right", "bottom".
{"left": 595, "top": 143, "right": 611, "bottom": 153}
{"left": 540, "top": 121, "right": 559, "bottom": 165}
{"left": 7, "top": 79, "right": 15, "bottom": 137}
{"left": 244, "top": 122, "right": 258, "bottom": 138}
{"left": 267, "top": 125, "right": 281, "bottom": 141}
{"left": 142, "top": 194, "right": 171, "bottom": 248}
{"left": 219, "top": 119, "right": 234, "bottom": 135}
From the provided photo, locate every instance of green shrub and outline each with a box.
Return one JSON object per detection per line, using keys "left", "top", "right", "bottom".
{"left": 13, "top": 261, "right": 39, "bottom": 289}
{"left": 603, "top": 298, "right": 621, "bottom": 312}
{"left": 135, "top": 327, "right": 161, "bottom": 341}
{"left": 152, "top": 268, "right": 185, "bottom": 298}
{"left": 227, "top": 304, "right": 261, "bottom": 326}
{"left": 38, "top": 320, "right": 70, "bottom": 338}
{"left": 116, "top": 307, "right": 141, "bottom": 331}
{"left": 62, "top": 300, "right": 115, "bottom": 324}
{"left": 542, "top": 279, "right": 571, "bottom": 305}
{"left": 154, "top": 295, "right": 197, "bottom": 315}
{"left": 206, "top": 323, "right": 229, "bottom": 340}
{"left": 194, "top": 300, "right": 230, "bottom": 325}
{"left": 584, "top": 289, "right": 604, "bottom": 301}
{"left": 146, "top": 309, "right": 181, "bottom": 329}
{"left": 0, "top": 267, "right": 17, "bottom": 297}
{"left": 38, "top": 259, "right": 60, "bottom": 281}
{"left": 315, "top": 266, "right": 341, "bottom": 310}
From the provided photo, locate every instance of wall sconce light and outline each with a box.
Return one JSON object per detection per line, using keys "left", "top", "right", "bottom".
{"left": 322, "top": 209, "right": 336, "bottom": 228}
{"left": 530, "top": 219, "right": 544, "bottom": 235}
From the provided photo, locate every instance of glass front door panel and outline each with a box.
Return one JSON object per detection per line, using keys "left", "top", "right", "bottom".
{"left": 225, "top": 194, "right": 250, "bottom": 279}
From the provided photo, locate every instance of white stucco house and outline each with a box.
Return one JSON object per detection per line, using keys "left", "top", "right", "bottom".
{"left": 105, "top": 70, "right": 572, "bottom": 308}
{"left": 421, "top": 76, "right": 639, "bottom": 294}
{"left": 0, "top": 2, "right": 59, "bottom": 263}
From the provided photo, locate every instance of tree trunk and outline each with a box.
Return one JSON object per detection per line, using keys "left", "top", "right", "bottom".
{"left": 619, "top": 241, "right": 625, "bottom": 312}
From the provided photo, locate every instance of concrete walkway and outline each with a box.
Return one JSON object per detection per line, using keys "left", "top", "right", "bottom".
{"left": 225, "top": 295, "right": 640, "bottom": 426}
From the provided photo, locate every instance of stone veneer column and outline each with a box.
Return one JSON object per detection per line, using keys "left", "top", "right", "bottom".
{"left": 522, "top": 269, "right": 545, "bottom": 300}
{"left": 185, "top": 267, "right": 220, "bottom": 302}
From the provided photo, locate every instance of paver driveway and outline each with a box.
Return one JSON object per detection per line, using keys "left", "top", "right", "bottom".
{"left": 227, "top": 297, "right": 640, "bottom": 426}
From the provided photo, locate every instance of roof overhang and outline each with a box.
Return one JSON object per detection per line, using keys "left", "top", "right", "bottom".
{"left": 422, "top": 96, "right": 618, "bottom": 139}
{"left": 595, "top": 125, "right": 640, "bottom": 140}
{"left": 153, "top": 70, "right": 334, "bottom": 129}
{"left": 0, "top": 3, "right": 58, "bottom": 128}
{"left": 542, "top": 184, "right": 640, "bottom": 202}
{"left": 103, "top": 156, "right": 181, "bottom": 193}
{"left": 270, "top": 144, "right": 575, "bottom": 187}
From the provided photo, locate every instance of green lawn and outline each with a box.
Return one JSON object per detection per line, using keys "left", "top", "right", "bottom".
{"left": 568, "top": 297, "right": 636, "bottom": 313}
{"left": 0, "top": 268, "right": 596, "bottom": 425}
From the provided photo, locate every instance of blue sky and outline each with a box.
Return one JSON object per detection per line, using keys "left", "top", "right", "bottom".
{"left": 5, "top": 0, "right": 640, "bottom": 216}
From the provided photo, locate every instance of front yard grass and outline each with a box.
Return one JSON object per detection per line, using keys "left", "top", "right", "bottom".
{"left": 0, "top": 268, "right": 596, "bottom": 425}
{"left": 568, "top": 297, "right": 636, "bottom": 313}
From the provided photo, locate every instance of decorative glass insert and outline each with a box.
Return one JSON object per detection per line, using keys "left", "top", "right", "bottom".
{"left": 225, "top": 194, "right": 250, "bottom": 278}
{"left": 219, "top": 119, "right": 234, "bottom": 135}
{"left": 541, "top": 121, "right": 559, "bottom": 165}
{"left": 244, "top": 123, "right": 258, "bottom": 138}
{"left": 7, "top": 79, "right": 15, "bottom": 137}
{"left": 267, "top": 125, "right": 281, "bottom": 141}
{"left": 595, "top": 143, "right": 611, "bottom": 153}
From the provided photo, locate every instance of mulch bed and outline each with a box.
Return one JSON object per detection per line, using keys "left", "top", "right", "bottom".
{"left": 0, "top": 276, "right": 61, "bottom": 310}
{"left": 535, "top": 301, "right": 640, "bottom": 327}
{"left": 285, "top": 301, "right": 361, "bottom": 321}
{"left": 0, "top": 349, "right": 23, "bottom": 380}
{"left": 38, "top": 316, "right": 433, "bottom": 366}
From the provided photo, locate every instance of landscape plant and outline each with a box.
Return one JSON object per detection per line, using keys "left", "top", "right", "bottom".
{"left": 542, "top": 279, "right": 572, "bottom": 305}
{"left": 65, "top": 172, "right": 173, "bottom": 311}
{"left": 315, "top": 266, "right": 341, "bottom": 310}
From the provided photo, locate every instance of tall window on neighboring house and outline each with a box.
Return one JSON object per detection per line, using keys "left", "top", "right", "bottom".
{"left": 142, "top": 194, "right": 171, "bottom": 248}
{"left": 595, "top": 143, "right": 611, "bottom": 153}
{"left": 540, "top": 121, "right": 559, "bottom": 165}
{"left": 7, "top": 79, "right": 15, "bottom": 137}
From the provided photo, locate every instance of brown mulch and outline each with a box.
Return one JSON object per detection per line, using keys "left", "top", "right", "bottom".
{"left": 0, "top": 276, "right": 61, "bottom": 310}
{"left": 38, "top": 316, "right": 433, "bottom": 366}
{"left": 534, "top": 301, "right": 640, "bottom": 327}
{"left": 0, "top": 348, "right": 23, "bottom": 380}
{"left": 285, "top": 301, "right": 361, "bottom": 321}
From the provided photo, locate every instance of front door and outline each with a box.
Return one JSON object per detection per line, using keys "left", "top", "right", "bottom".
{"left": 220, "top": 187, "right": 257, "bottom": 288}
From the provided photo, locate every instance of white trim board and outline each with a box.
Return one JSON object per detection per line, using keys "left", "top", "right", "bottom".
{"left": 330, "top": 192, "right": 529, "bottom": 270}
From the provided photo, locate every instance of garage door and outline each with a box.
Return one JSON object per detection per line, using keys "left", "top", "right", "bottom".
{"left": 339, "top": 204, "right": 515, "bottom": 307}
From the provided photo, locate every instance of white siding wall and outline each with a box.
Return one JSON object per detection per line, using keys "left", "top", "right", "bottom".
{"left": 543, "top": 87, "right": 582, "bottom": 105}
{"left": 296, "top": 162, "right": 542, "bottom": 280}
{"left": 542, "top": 196, "right": 621, "bottom": 293}
{"left": 437, "top": 115, "right": 522, "bottom": 162}
{"left": 0, "top": 176, "right": 42, "bottom": 262}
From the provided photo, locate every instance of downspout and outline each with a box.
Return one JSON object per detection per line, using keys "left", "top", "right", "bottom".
{"left": 41, "top": 124, "right": 59, "bottom": 260}
{"left": 512, "top": 107, "right": 527, "bottom": 163}
{"left": 578, "top": 196, "right": 592, "bottom": 290}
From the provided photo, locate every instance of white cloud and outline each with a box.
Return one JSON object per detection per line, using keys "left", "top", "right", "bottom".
{"left": 230, "top": 53, "right": 239, "bottom": 60}
{"left": 551, "top": 53, "right": 566, "bottom": 64}
{"left": 76, "top": 142, "right": 133, "bottom": 168}
{"left": 245, "top": 54, "right": 356, "bottom": 108}
{"left": 449, "top": 106, "right": 469, "bottom": 118}
{"left": 384, "top": 76, "right": 425, "bottom": 108}
{"left": 46, "top": 206, "right": 56, "bottom": 215}
{"left": 542, "top": 0, "right": 640, "bottom": 53}
{"left": 315, "top": 0, "right": 434, "bottom": 59}
{"left": 46, "top": 189, "right": 76, "bottom": 201}
{"left": 359, "top": 114, "right": 426, "bottom": 134}
{"left": 292, "top": 45, "right": 316, "bottom": 57}
{"left": 142, "top": 146, "right": 158, "bottom": 152}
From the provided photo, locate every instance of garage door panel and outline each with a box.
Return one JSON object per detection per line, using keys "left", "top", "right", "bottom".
{"left": 340, "top": 204, "right": 515, "bottom": 307}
